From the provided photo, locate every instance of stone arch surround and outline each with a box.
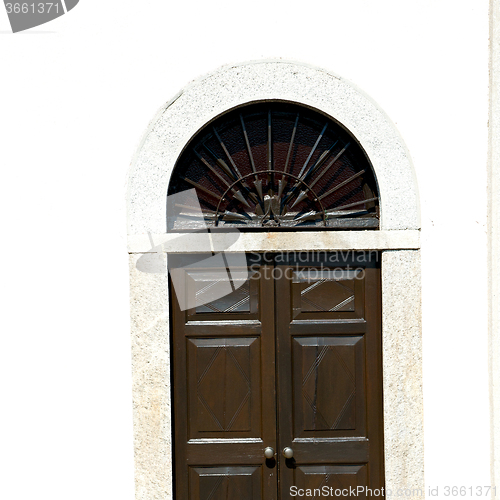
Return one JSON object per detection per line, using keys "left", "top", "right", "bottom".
{"left": 127, "top": 60, "right": 423, "bottom": 500}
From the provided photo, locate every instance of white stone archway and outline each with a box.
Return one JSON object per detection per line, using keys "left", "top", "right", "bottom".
{"left": 127, "top": 60, "right": 423, "bottom": 500}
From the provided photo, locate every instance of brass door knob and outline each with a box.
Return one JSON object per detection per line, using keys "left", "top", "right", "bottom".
{"left": 282, "top": 447, "right": 294, "bottom": 459}
{"left": 264, "top": 447, "right": 275, "bottom": 459}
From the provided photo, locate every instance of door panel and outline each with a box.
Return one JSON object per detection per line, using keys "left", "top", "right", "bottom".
{"left": 185, "top": 269, "right": 260, "bottom": 321}
{"left": 172, "top": 254, "right": 383, "bottom": 500}
{"left": 294, "top": 465, "right": 368, "bottom": 499}
{"left": 189, "top": 466, "right": 262, "bottom": 500}
{"left": 290, "top": 268, "right": 365, "bottom": 321}
{"left": 292, "top": 336, "right": 366, "bottom": 438}
{"left": 187, "top": 337, "right": 261, "bottom": 438}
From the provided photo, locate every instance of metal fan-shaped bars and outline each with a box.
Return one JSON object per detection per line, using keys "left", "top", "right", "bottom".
{"left": 171, "top": 107, "right": 379, "bottom": 229}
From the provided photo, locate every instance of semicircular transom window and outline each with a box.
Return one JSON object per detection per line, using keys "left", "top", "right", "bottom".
{"left": 167, "top": 101, "right": 379, "bottom": 230}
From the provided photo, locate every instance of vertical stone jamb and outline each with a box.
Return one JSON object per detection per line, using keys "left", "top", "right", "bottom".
{"left": 129, "top": 253, "right": 172, "bottom": 500}
{"left": 382, "top": 250, "right": 424, "bottom": 497}
{"left": 489, "top": 0, "right": 500, "bottom": 492}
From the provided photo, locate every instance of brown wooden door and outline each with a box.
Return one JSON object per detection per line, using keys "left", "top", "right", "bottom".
{"left": 275, "top": 254, "right": 384, "bottom": 499}
{"left": 171, "top": 253, "right": 384, "bottom": 500}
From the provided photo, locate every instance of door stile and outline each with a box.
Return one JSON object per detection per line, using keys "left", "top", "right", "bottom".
{"left": 172, "top": 278, "right": 189, "bottom": 500}
{"left": 275, "top": 262, "right": 295, "bottom": 498}
{"left": 363, "top": 267, "right": 385, "bottom": 491}
{"left": 260, "top": 264, "right": 279, "bottom": 499}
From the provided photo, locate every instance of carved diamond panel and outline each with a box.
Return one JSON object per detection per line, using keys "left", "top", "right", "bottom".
{"left": 189, "top": 466, "right": 261, "bottom": 500}
{"left": 293, "top": 270, "right": 356, "bottom": 312}
{"left": 184, "top": 269, "right": 258, "bottom": 316}
{"left": 188, "top": 338, "right": 258, "bottom": 435}
{"left": 195, "top": 278, "right": 251, "bottom": 314}
{"left": 293, "top": 337, "right": 364, "bottom": 433}
{"left": 295, "top": 465, "right": 368, "bottom": 499}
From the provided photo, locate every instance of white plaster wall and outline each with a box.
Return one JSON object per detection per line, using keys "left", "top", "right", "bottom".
{"left": 0, "top": 1, "right": 490, "bottom": 500}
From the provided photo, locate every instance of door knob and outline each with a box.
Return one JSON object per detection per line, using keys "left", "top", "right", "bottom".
{"left": 282, "top": 447, "right": 294, "bottom": 459}
{"left": 264, "top": 447, "right": 275, "bottom": 459}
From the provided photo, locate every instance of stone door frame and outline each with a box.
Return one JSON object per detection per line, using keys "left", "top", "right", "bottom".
{"left": 127, "top": 60, "right": 423, "bottom": 500}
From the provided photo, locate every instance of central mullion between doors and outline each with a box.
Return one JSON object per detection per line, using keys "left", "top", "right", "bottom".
{"left": 273, "top": 261, "right": 294, "bottom": 499}
{"left": 259, "top": 262, "right": 279, "bottom": 499}
{"left": 260, "top": 257, "right": 294, "bottom": 499}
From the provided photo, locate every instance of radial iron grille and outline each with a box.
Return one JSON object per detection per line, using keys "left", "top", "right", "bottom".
{"left": 167, "top": 102, "right": 379, "bottom": 229}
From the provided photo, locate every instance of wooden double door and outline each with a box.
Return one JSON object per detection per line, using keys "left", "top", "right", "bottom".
{"left": 171, "top": 253, "right": 384, "bottom": 500}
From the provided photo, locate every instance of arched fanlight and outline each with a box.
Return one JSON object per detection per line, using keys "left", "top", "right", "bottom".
{"left": 167, "top": 101, "right": 379, "bottom": 230}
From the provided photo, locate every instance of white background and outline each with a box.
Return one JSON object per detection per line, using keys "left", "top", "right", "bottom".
{"left": 0, "top": 1, "right": 491, "bottom": 499}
